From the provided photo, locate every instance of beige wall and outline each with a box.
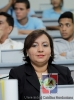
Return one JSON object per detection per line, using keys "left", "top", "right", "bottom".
{"left": 29, "top": 0, "right": 74, "bottom": 10}
{"left": 0, "top": 0, "right": 74, "bottom": 11}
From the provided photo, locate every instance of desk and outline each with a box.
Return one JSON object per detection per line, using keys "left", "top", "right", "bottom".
{"left": 40, "top": 85, "right": 74, "bottom": 100}
{"left": 42, "top": 19, "right": 58, "bottom": 26}
{"left": 9, "top": 31, "right": 61, "bottom": 42}
{"left": 47, "top": 30, "right": 61, "bottom": 38}
{"left": 0, "top": 49, "right": 24, "bottom": 63}
{"left": 53, "top": 59, "right": 74, "bottom": 70}
{"left": 35, "top": 11, "right": 43, "bottom": 17}
{"left": 9, "top": 35, "right": 27, "bottom": 42}
{"left": 0, "top": 63, "right": 24, "bottom": 74}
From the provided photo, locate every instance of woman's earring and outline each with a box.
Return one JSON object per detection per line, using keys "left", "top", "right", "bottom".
{"left": 27, "top": 53, "right": 28, "bottom": 56}
{"left": 50, "top": 54, "right": 51, "bottom": 57}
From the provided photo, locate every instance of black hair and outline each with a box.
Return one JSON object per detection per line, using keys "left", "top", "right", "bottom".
{"left": 0, "top": 12, "right": 14, "bottom": 27}
{"left": 58, "top": 11, "right": 74, "bottom": 23}
{"left": 15, "top": 0, "right": 30, "bottom": 9}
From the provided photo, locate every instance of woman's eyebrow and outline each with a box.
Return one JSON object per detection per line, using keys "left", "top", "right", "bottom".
{"left": 34, "top": 41, "right": 49, "bottom": 43}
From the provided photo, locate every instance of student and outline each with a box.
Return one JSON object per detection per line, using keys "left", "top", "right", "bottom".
{"left": 0, "top": 0, "right": 35, "bottom": 18}
{"left": 9, "top": 30, "right": 73, "bottom": 100}
{"left": 13, "top": 0, "right": 45, "bottom": 34}
{"left": 54, "top": 11, "right": 74, "bottom": 60}
{"left": 42, "top": 0, "right": 68, "bottom": 19}
{"left": 0, "top": 12, "right": 23, "bottom": 50}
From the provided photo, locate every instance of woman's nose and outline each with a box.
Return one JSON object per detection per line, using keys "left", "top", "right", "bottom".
{"left": 37, "top": 45, "right": 43, "bottom": 52}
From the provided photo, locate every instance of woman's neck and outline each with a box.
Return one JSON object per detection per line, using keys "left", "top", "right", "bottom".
{"left": 31, "top": 62, "right": 48, "bottom": 73}
{"left": 53, "top": 6, "right": 61, "bottom": 13}
{"left": 31, "top": 62, "right": 48, "bottom": 79}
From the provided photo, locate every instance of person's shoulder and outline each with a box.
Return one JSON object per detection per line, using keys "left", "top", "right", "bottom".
{"left": 10, "top": 39, "right": 23, "bottom": 49}
{"left": 12, "top": 64, "right": 25, "bottom": 71}
{"left": 14, "top": 18, "right": 19, "bottom": 25}
{"left": 9, "top": 64, "right": 26, "bottom": 79}
{"left": 10, "top": 63, "right": 29, "bottom": 74}
{"left": 52, "top": 64, "right": 69, "bottom": 74}
{"left": 52, "top": 64, "right": 67, "bottom": 69}
{"left": 29, "top": 17, "right": 41, "bottom": 21}
{"left": 42, "top": 8, "right": 54, "bottom": 18}
{"left": 13, "top": 41, "right": 23, "bottom": 46}
{"left": 29, "top": 8, "right": 35, "bottom": 15}
{"left": 51, "top": 64, "right": 73, "bottom": 84}
{"left": 43, "top": 8, "right": 53, "bottom": 13}
{"left": 29, "top": 17, "right": 43, "bottom": 24}
{"left": 61, "top": 7, "right": 70, "bottom": 12}
{"left": 54, "top": 38, "right": 65, "bottom": 44}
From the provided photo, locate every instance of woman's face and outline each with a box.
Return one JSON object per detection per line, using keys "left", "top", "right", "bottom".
{"left": 51, "top": 0, "right": 62, "bottom": 8}
{"left": 27, "top": 34, "right": 51, "bottom": 65}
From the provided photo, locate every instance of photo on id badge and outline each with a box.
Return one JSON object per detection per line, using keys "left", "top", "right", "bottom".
{"left": 41, "top": 73, "right": 58, "bottom": 94}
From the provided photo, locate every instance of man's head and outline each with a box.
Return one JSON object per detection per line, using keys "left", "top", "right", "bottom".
{"left": 58, "top": 11, "right": 74, "bottom": 42}
{"left": 0, "top": 12, "right": 14, "bottom": 43}
{"left": 51, "top": 0, "right": 63, "bottom": 8}
{"left": 14, "top": 0, "right": 30, "bottom": 21}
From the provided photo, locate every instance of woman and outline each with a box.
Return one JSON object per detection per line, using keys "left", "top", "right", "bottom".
{"left": 42, "top": 0, "right": 68, "bottom": 19}
{"left": 9, "top": 30, "right": 73, "bottom": 100}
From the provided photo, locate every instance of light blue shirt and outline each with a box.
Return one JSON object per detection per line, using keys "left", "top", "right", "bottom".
{"left": 14, "top": 17, "right": 45, "bottom": 30}
{"left": 42, "top": 7, "right": 69, "bottom": 20}
{"left": 7, "top": 7, "right": 35, "bottom": 18}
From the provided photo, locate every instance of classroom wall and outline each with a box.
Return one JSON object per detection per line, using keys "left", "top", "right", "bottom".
{"left": 0, "top": 0, "right": 74, "bottom": 11}
{"left": 29, "top": 0, "right": 74, "bottom": 10}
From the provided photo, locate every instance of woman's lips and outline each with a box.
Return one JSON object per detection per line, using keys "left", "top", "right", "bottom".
{"left": 37, "top": 55, "right": 44, "bottom": 58}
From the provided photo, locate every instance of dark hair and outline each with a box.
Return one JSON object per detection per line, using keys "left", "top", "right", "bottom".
{"left": 58, "top": 11, "right": 74, "bottom": 23}
{"left": 51, "top": 0, "right": 63, "bottom": 7}
{"left": 23, "top": 30, "right": 54, "bottom": 64}
{"left": 15, "top": 0, "right": 30, "bottom": 9}
{"left": 0, "top": 12, "right": 14, "bottom": 27}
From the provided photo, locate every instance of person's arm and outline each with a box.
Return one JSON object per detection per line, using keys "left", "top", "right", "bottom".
{"left": 54, "top": 42, "right": 67, "bottom": 60}
{"left": 46, "top": 26, "right": 59, "bottom": 30}
{"left": 57, "top": 50, "right": 74, "bottom": 59}
{"left": 18, "top": 28, "right": 45, "bottom": 35}
{"left": 0, "top": 0, "right": 13, "bottom": 12}
{"left": 64, "top": 51, "right": 74, "bottom": 59}
{"left": 18, "top": 30, "right": 33, "bottom": 35}
{"left": 54, "top": 51, "right": 66, "bottom": 60}
{"left": 9, "top": 68, "right": 17, "bottom": 79}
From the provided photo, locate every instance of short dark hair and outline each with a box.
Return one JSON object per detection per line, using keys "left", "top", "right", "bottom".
{"left": 15, "top": 0, "right": 30, "bottom": 9}
{"left": 0, "top": 12, "right": 14, "bottom": 27}
{"left": 23, "top": 30, "right": 54, "bottom": 64}
{"left": 58, "top": 11, "right": 74, "bottom": 23}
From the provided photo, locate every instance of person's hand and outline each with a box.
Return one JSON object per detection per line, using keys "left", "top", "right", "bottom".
{"left": 9, "top": 0, "right": 16, "bottom": 5}
{"left": 60, "top": 52, "right": 66, "bottom": 56}
{"left": 13, "top": 0, "right": 16, "bottom": 4}
{"left": 9, "top": 0, "right": 13, "bottom": 5}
